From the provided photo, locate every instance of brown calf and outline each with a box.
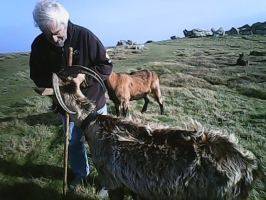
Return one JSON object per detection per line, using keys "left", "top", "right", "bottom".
{"left": 106, "top": 70, "right": 164, "bottom": 117}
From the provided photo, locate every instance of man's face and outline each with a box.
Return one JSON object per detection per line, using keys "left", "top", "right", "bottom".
{"left": 42, "top": 21, "right": 67, "bottom": 47}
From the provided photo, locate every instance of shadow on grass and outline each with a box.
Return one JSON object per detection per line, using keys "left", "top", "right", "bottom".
{"left": 0, "top": 182, "right": 90, "bottom": 200}
{"left": 24, "top": 112, "right": 62, "bottom": 126}
{"left": 0, "top": 157, "right": 65, "bottom": 180}
{"left": 0, "top": 158, "right": 102, "bottom": 199}
{"left": 0, "top": 112, "right": 62, "bottom": 127}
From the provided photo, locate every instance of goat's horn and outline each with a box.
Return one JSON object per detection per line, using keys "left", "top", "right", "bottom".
{"left": 76, "top": 66, "right": 106, "bottom": 92}
{"left": 58, "top": 65, "right": 106, "bottom": 92}
{"left": 52, "top": 73, "right": 76, "bottom": 114}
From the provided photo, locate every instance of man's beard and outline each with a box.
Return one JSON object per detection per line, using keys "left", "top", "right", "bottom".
{"left": 49, "top": 37, "right": 66, "bottom": 47}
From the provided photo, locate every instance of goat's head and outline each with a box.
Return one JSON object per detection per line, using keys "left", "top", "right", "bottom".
{"left": 35, "top": 65, "right": 105, "bottom": 125}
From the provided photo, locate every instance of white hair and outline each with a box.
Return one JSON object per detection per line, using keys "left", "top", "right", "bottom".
{"left": 33, "top": 0, "right": 69, "bottom": 30}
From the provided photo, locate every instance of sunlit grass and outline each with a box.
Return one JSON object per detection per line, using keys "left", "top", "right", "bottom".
{"left": 0, "top": 35, "right": 266, "bottom": 199}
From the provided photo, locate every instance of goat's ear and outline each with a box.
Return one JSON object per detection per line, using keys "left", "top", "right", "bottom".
{"left": 34, "top": 87, "right": 54, "bottom": 96}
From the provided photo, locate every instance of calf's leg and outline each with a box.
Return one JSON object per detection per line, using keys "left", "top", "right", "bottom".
{"left": 122, "top": 101, "right": 129, "bottom": 117}
{"left": 141, "top": 96, "right": 149, "bottom": 113}
{"left": 114, "top": 102, "right": 120, "bottom": 116}
{"left": 152, "top": 89, "right": 165, "bottom": 115}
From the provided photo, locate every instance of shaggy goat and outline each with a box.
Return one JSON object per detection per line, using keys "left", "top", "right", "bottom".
{"left": 105, "top": 70, "right": 164, "bottom": 117}
{"left": 35, "top": 66, "right": 263, "bottom": 200}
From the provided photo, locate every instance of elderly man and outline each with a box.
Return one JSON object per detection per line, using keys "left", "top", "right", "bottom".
{"left": 29, "top": 0, "right": 113, "bottom": 195}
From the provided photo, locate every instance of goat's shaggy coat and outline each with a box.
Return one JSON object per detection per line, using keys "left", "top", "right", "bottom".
{"left": 85, "top": 117, "right": 260, "bottom": 200}
{"left": 39, "top": 67, "right": 263, "bottom": 200}
{"left": 106, "top": 70, "right": 164, "bottom": 117}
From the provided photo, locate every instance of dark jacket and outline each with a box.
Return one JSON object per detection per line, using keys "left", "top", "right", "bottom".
{"left": 30, "top": 21, "right": 113, "bottom": 110}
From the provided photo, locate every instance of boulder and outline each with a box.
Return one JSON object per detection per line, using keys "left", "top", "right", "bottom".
{"left": 211, "top": 27, "right": 225, "bottom": 36}
{"left": 254, "top": 30, "right": 266, "bottom": 35}
{"left": 238, "top": 24, "right": 251, "bottom": 31}
{"left": 225, "top": 27, "right": 239, "bottom": 35}
{"left": 251, "top": 21, "right": 266, "bottom": 31}
{"left": 183, "top": 29, "right": 213, "bottom": 37}
{"left": 145, "top": 40, "right": 154, "bottom": 43}
{"left": 170, "top": 35, "right": 177, "bottom": 40}
{"left": 116, "top": 40, "right": 135, "bottom": 46}
{"left": 183, "top": 29, "right": 194, "bottom": 37}
{"left": 239, "top": 30, "right": 253, "bottom": 35}
{"left": 250, "top": 51, "right": 265, "bottom": 56}
{"left": 116, "top": 40, "right": 127, "bottom": 46}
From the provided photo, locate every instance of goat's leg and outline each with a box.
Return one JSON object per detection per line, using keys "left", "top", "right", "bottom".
{"left": 141, "top": 96, "right": 149, "bottom": 113}
{"left": 108, "top": 188, "right": 124, "bottom": 200}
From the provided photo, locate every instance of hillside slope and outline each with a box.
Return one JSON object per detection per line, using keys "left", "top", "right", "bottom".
{"left": 0, "top": 35, "right": 265, "bottom": 199}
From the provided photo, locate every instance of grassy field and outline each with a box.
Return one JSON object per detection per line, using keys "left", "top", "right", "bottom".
{"left": 0, "top": 35, "right": 265, "bottom": 199}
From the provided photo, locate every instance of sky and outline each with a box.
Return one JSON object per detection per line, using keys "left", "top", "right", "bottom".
{"left": 0, "top": 0, "right": 266, "bottom": 53}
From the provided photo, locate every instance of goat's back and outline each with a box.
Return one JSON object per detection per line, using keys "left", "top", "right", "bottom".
{"left": 87, "top": 115, "right": 262, "bottom": 200}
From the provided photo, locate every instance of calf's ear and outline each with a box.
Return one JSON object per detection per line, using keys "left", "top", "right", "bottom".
{"left": 34, "top": 87, "right": 54, "bottom": 96}
{"left": 33, "top": 87, "right": 59, "bottom": 106}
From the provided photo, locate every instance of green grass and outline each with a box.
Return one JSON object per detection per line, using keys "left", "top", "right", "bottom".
{"left": 0, "top": 35, "right": 266, "bottom": 199}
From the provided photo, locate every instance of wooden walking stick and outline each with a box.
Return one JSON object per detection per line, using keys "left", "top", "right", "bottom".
{"left": 63, "top": 47, "right": 73, "bottom": 195}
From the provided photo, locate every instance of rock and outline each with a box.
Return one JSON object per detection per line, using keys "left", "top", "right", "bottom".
{"left": 211, "top": 27, "right": 225, "bottom": 36}
{"left": 250, "top": 51, "right": 265, "bottom": 56}
{"left": 116, "top": 40, "right": 127, "bottom": 46}
{"left": 239, "top": 30, "right": 253, "bottom": 35}
{"left": 183, "top": 29, "right": 213, "bottom": 37}
{"left": 251, "top": 21, "right": 266, "bottom": 31}
{"left": 254, "top": 30, "right": 266, "bottom": 35}
{"left": 116, "top": 40, "right": 135, "bottom": 46}
{"left": 170, "top": 35, "right": 177, "bottom": 40}
{"left": 225, "top": 27, "right": 239, "bottom": 35}
{"left": 145, "top": 40, "right": 154, "bottom": 43}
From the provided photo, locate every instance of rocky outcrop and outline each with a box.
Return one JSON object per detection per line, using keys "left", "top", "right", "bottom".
{"left": 183, "top": 27, "right": 224, "bottom": 37}
{"left": 183, "top": 21, "right": 266, "bottom": 37}
{"left": 183, "top": 28, "right": 213, "bottom": 37}
{"left": 226, "top": 21, "right": 266, "bottom": 35}
{"left": 116, "top": 40, "right": 136, "bottom": 46}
